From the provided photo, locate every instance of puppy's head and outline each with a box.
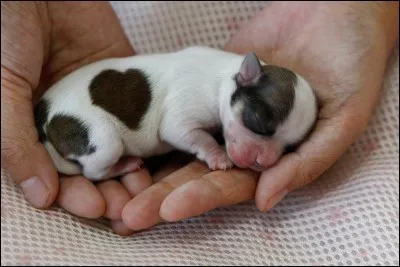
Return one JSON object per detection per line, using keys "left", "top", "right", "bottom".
{"left": 224, "top": 52, "right": 318, "bottom": 171}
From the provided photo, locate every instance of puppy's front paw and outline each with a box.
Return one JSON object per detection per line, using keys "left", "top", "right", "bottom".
{"left": 204, "top": 149, "right": 234, "bottom": 171}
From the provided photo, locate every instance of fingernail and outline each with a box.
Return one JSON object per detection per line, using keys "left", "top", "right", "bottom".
{"left": 20, "top": 176, "right": 49, "bottom": 208}
{"left": 262, "top": 188, "right": 288, "bottom": 212}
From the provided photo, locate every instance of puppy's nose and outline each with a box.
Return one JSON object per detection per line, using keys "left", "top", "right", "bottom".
{"left": 227, "top": 143, "right": 257, "bottom": 168}
{"left": 252, "top": 150, "right": 281, "bottom": 171}
{"left": 251, "top": 161, "right": 265, "bottom": 172}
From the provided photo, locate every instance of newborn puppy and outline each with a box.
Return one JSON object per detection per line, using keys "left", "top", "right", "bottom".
{"left": 34, "top": 46, "right": 318, "bottom": 181}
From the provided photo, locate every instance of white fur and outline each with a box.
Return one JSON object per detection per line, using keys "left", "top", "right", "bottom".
{"left": 39, "top": 46, "right": 317, "bottom": 180}
{"left": 274, "top": 73, "right": 317, "bottom": 145}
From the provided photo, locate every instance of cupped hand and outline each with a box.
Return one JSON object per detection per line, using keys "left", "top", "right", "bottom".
{"left": 1, "top": 1, "right": 152, "bottom": 236}
{"left": 119, "top": 1, "right": 398, "bottom": 232}
{"left": 224, "top": 1, "right": 398, "bottom": 212}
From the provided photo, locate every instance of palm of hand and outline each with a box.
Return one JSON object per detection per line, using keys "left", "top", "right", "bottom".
{"left": 119, "top": 2, "right": 396, "bottom": 230}
{"left": 1, "top": 2, "right": 142, "bottom": 235}
{"left": 224, "top": 1, "right": 395, "bottom": 211}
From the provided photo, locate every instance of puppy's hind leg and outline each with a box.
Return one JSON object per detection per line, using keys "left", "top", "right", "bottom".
{"left": 81, "top": 117, "right": 143, "bottom": 181}
{"left": 100, "top": 156, "right": 143, "bottom": 180}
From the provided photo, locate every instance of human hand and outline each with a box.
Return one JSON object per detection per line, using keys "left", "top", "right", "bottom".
{"left": 1, "top": 2, "right": 153, "bottom": 236}
{"left": 119, "top": 1, "right": 398, "bottom": 232}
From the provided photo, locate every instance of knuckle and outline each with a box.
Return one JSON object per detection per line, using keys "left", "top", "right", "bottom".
{"left": 1, "top": 135, "right": 29, "bottom": 168}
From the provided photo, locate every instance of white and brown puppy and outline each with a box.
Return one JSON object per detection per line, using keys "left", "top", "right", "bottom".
{"left": 34, "top": 46, "right": 318, "bottom": 181}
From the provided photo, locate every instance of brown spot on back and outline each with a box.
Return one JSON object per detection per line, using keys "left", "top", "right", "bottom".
{"left": 89, "top": 69, "right": 152, "bottom": 130}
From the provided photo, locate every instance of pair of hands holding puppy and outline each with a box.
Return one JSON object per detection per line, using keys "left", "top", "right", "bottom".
{"left": 1, "top": 1, "right": 398, "bottom": 235}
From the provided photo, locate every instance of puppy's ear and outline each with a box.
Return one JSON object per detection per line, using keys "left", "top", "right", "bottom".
{"left": 236, "top": 52, "right": 263, "bottom": 87}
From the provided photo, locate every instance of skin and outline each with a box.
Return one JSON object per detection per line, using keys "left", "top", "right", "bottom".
{"left": 1, "top": 1, "right": 148, "bottom": 235}
{"left": 1, "top": 1, "right": 398, "bottom": 236}
{"left": 120, "top": 1, "right": 399, "bottom": 231}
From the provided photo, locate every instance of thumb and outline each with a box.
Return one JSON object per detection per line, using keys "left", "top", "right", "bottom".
{"left": 1, "top": 68, "right": 59, "bottom": 209}
{"left": 255, "top": 97, "right": 370, "bottom": 212}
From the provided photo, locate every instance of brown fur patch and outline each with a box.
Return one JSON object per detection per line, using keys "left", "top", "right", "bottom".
{"left": 231, "top": 65, "right": 297, "bottom": 136}
{"left": 46, "top": 115, "right": 96, "bottom": 157}
{"left": 89, "top": 69, "right": 152, "bottom": 130}
{"left": 260, "top": 65, "right": 296, "bottom": 119}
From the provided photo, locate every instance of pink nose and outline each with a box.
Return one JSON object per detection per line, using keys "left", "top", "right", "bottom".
{"left": 227, "top": 143, "right": 257, "bottom": 168}
{"left": 253, "top": 152, "right": 280, "bottom": 170}
{"left": 227, "top": 142, "right": 281, "bottom": 171}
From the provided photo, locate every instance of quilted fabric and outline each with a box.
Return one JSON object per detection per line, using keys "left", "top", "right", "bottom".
{"left": 1, "top": 1, "right": 399, "bottom": 265}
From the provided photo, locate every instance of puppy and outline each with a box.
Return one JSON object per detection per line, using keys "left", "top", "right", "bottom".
{"left": 34, "top": 46, "right": 318, "bottom": 181}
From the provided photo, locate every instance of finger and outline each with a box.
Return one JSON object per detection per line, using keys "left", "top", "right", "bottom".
{"left": 255, "top": 101, "right": 369, "bottom": 212}
{"left": 143, "top": 151, "right": 194, "bottom": 183}
{"left": 56, "top": 176, "right": 105, "bottom": 219}
{"left": 1, "top": 69, "right": 59, "bottom": 209}
{"left": 159, "top": 168, "right": 259, "bottom": 222}
{"left": 120, "top": 168, "right": 153, "bottom": 197}
{"left": 96, "top": 180, "right": 131, "bottom": 220}
{"left": 122, "top": 161, "right": 211, "bottom": 231}
{"left": 151, "top": 153, "right": 194, "bottom": 183}
{"left": 110, "top": 220, "right": 135, "bottom": 237}
{"left": 152, "top": 163, "right": 181, "bottom": 183}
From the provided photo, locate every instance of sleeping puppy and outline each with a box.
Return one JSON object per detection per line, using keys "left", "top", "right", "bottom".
{"left": 34, "top": 46, "right": 318, "bottom": 181}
